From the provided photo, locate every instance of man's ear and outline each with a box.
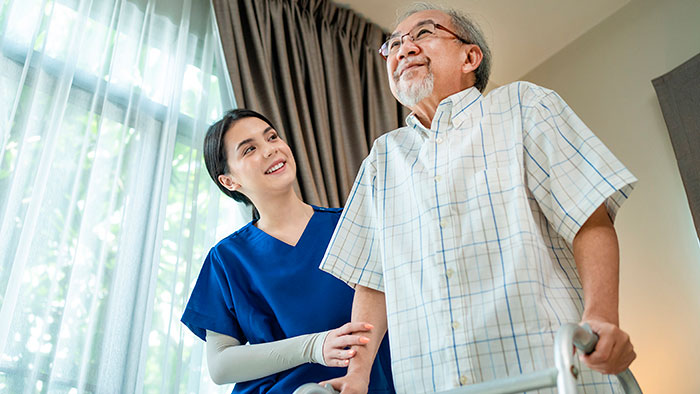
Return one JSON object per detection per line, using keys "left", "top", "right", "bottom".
{"left": 462, "top": 44, "right": 483, "bottom": 74}
{"left": 218, "top": 173, "right": 240, "bottom": 192}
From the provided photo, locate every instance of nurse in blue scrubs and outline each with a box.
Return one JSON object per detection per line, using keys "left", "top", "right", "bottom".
{"left": 181, "top": 109, "right": 394, "bottom": 394}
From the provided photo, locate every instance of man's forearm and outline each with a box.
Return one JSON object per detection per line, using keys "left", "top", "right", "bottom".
{"left": 573, "top": 203, "right": 620, "bottom": 324}
{"left": 346, "top": 285, "right": 387, "bottom": 381}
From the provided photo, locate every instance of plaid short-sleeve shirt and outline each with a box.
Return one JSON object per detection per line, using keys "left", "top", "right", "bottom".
{"left": 320, "top": 82, "right": 637, "bottom": 393}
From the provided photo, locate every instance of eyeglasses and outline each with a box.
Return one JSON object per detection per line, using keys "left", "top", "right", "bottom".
{"left": 379, "top": 22, "right": 469, "bottom": 60}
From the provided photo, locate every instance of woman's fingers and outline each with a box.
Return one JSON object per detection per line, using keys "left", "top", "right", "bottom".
{"left": 324, "top": 349, "right": 356, "bottom": 366}
{"left": 329, "top": 348, "right": 356, "bottom": 360}
{"left": 323, "top": 322, "right": 374, "bottom": 366}
{"left": 328, "top": 334, "right": 370, "bottom": 349}
{"left": 336, "top": 322, "right": 373, "bottom": 335}
{"left": 328, "top": 357, "right": 351, "bottom": 367}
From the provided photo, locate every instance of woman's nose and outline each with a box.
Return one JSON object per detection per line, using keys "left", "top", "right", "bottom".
{"left": 263, "top": 143, "right": 277, "bottom": 158}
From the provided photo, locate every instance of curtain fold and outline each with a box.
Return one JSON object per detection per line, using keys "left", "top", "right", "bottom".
{"left": 213, "top": 0, "right": 407, "bottom": 207}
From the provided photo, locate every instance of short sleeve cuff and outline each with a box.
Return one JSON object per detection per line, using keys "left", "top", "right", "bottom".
{"left": 556, "top": 171, "right": 638, "bottom": 244}
{"left": 181, "top": 308, "right": 246, "bottom": 343}
{"left": 320, "top": 255, "right": 385, "bottom": 292}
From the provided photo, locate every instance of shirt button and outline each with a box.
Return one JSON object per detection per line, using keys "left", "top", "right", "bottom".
{"left": 434, "top": 175, "right": 442, "bottom": 182}
{"left": 436, "top": 137, "right": 444, "bottom": 144}
{"left": 452, "top": 321, "right": 460, "bottom": 329}
{"left": 446, "top": 268, "right": 454, "bottom": 278}
{"left": 460, "top": 375, "right": 468, "bottom": 385}
{"left": 439, "top": 219, "right": 447, "bottom": 228}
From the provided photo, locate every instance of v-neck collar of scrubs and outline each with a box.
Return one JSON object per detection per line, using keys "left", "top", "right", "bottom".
{"left": 248, "top": 206, "right": 317, "bottom": 248}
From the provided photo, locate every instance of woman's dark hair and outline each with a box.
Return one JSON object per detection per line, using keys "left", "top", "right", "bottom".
{"left": 203, "top": 109, "right": 278, "bottom": 217}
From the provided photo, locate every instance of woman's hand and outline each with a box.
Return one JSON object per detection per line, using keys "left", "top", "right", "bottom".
{"left": 322, "top": 322, "right": 373, "bottom": 367}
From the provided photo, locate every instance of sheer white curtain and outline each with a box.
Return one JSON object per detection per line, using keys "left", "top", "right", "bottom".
{"left": 0, "top": 0, "right": 248, "bottom": 393}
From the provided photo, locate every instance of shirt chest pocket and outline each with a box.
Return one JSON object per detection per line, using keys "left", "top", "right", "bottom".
{"left": 453, "top": 166, "right": 525, "bottom": 227}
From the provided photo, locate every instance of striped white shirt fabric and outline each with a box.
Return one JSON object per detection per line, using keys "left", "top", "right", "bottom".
{"left": 320, "top": 81, "right": 637, "bottom": 393}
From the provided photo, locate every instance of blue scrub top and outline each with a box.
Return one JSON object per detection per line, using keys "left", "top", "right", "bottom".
{"left": 182, "top": 206, "right": 394, "bottom": 394}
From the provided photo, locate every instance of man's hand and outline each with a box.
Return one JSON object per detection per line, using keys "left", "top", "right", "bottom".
{"left": 322, "top": 322, "right": 373, "bottom": 367}
{"left": 320, "top": 372, "right": 369, "bottom": 394}
{"left": 579, "top": 318, "right": 636, "bottom": 374}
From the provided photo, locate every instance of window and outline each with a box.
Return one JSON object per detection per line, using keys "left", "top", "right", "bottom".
{"left": 0, "top": 0, "right": 246, "bottom": 392}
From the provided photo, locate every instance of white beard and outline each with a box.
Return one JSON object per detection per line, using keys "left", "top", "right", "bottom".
{"left": 393, "top": 66, "right": 434, "bottom": 107}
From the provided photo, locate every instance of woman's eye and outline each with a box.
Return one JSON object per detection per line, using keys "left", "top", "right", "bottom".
{"left": 243, "top": 146, "right": 255, "bottom": 155}
{"left": 269, "top": 133, "right": 278, "bottom": 141}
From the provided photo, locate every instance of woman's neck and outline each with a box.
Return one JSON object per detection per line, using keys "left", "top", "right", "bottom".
{"left": 253, "top": 189, "right": 314, "bottom": 245}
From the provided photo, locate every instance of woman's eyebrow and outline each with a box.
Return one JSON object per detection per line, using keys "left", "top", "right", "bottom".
{"left": 236, "top": 126, "right": 273, "bottom": 151}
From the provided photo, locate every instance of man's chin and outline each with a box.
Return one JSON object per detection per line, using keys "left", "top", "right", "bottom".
{"left": 395, "top": 91, "right": 429, "bottom": 107}
{"left": 398, "top": 68, "right": 425, "bottom": 83}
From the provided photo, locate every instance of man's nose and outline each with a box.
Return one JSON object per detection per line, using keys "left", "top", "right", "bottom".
{"left": 397, "top": 37, "right": 420, "bottom": 60}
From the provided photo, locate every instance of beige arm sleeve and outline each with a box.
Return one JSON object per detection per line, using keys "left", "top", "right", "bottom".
{"left": 205, "top": 329, "right": 329, "bottom": 385}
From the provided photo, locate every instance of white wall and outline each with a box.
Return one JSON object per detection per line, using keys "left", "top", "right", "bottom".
{"left": 523, "top": 0, "right": 700, "bottom": 392}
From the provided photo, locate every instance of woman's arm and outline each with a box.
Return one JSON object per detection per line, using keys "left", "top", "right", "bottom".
{"left": 206, "top": 330, "right": 325, "bottom": 384}
{"left": 205, "top": 322, "right": 373, "bottom": 384}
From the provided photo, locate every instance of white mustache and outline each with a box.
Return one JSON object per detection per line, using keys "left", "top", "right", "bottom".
{"left": 394, "top": 57, "right": 430, "bottom": 80}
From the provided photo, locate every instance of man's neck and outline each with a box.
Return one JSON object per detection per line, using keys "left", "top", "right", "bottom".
{"left": 411, "top": 84, "right": 474, "bottom": 129}
{"left": 411, "top": 95, "right": 441, "bottom": 129}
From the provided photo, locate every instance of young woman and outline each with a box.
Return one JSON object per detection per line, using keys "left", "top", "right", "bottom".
{"left": 181, "top": 109, "right": 394, "bottom": 394}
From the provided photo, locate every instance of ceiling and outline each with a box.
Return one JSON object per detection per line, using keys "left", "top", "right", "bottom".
{"left": 337, "top": 0, "right": 630, "bottom": 86}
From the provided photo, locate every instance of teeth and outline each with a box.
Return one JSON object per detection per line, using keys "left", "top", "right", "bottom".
{"left": 266, "top": 162, "right": 284, "bottom": 174}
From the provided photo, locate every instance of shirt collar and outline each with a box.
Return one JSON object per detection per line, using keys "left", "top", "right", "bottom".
{"left": 405, "top": 86, "right": 483, "bottom": 136}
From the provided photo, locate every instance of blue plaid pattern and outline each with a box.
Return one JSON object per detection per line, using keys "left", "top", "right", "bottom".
{"left": 320, "top": 82, "right": 637, "bottom": 393}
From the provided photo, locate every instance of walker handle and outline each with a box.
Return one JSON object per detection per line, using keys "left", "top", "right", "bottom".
{"left": 555, "top": 323, "right": 642, "bottom": 394}
{"left": 573, "top": 323, "right": 598, "bottom": 354}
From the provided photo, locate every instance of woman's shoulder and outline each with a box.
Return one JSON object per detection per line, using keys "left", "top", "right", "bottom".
{"left": 210, "top": 221, "right": 258, "bottom": 252}
{"left": 309, "top": 206, "right": 343, "bottom": 230}
{"left": 311, "top": 205, "right": 343, "bottom": 215}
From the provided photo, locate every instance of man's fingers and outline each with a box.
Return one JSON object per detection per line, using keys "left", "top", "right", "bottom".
{"left": 580, "top": 324, "right": 636, "bottom": 374}
{"left": 319, "top": 377, "right": 341, "bottom": 389}
{"left": 585, "top": 335, "right": 613, "bottom": 364}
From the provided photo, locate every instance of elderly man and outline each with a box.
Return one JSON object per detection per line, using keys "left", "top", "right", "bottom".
{"left": 320, "top": 4, "right": 637, "bottom": 394}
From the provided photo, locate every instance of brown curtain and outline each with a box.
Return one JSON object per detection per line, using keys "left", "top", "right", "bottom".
{"left": 652, "top": 53, "right": 700, "bottom": 239}
{"left": 213, "top": 0, "right": 407, "bottom": 207}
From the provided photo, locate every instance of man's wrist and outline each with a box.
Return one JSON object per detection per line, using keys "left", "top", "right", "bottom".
{"left": 346, "top": 354, "right": 373, "bottom": 381}
{"left": 344, "top": 369, "right": 370, "bottom": 388}
{"left": 581, "top": 310, "right": 619, "bottom": 326}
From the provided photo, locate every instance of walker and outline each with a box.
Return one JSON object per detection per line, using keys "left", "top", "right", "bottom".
{"left": 293, "top": 323, "right": 642, "bottom": 394}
